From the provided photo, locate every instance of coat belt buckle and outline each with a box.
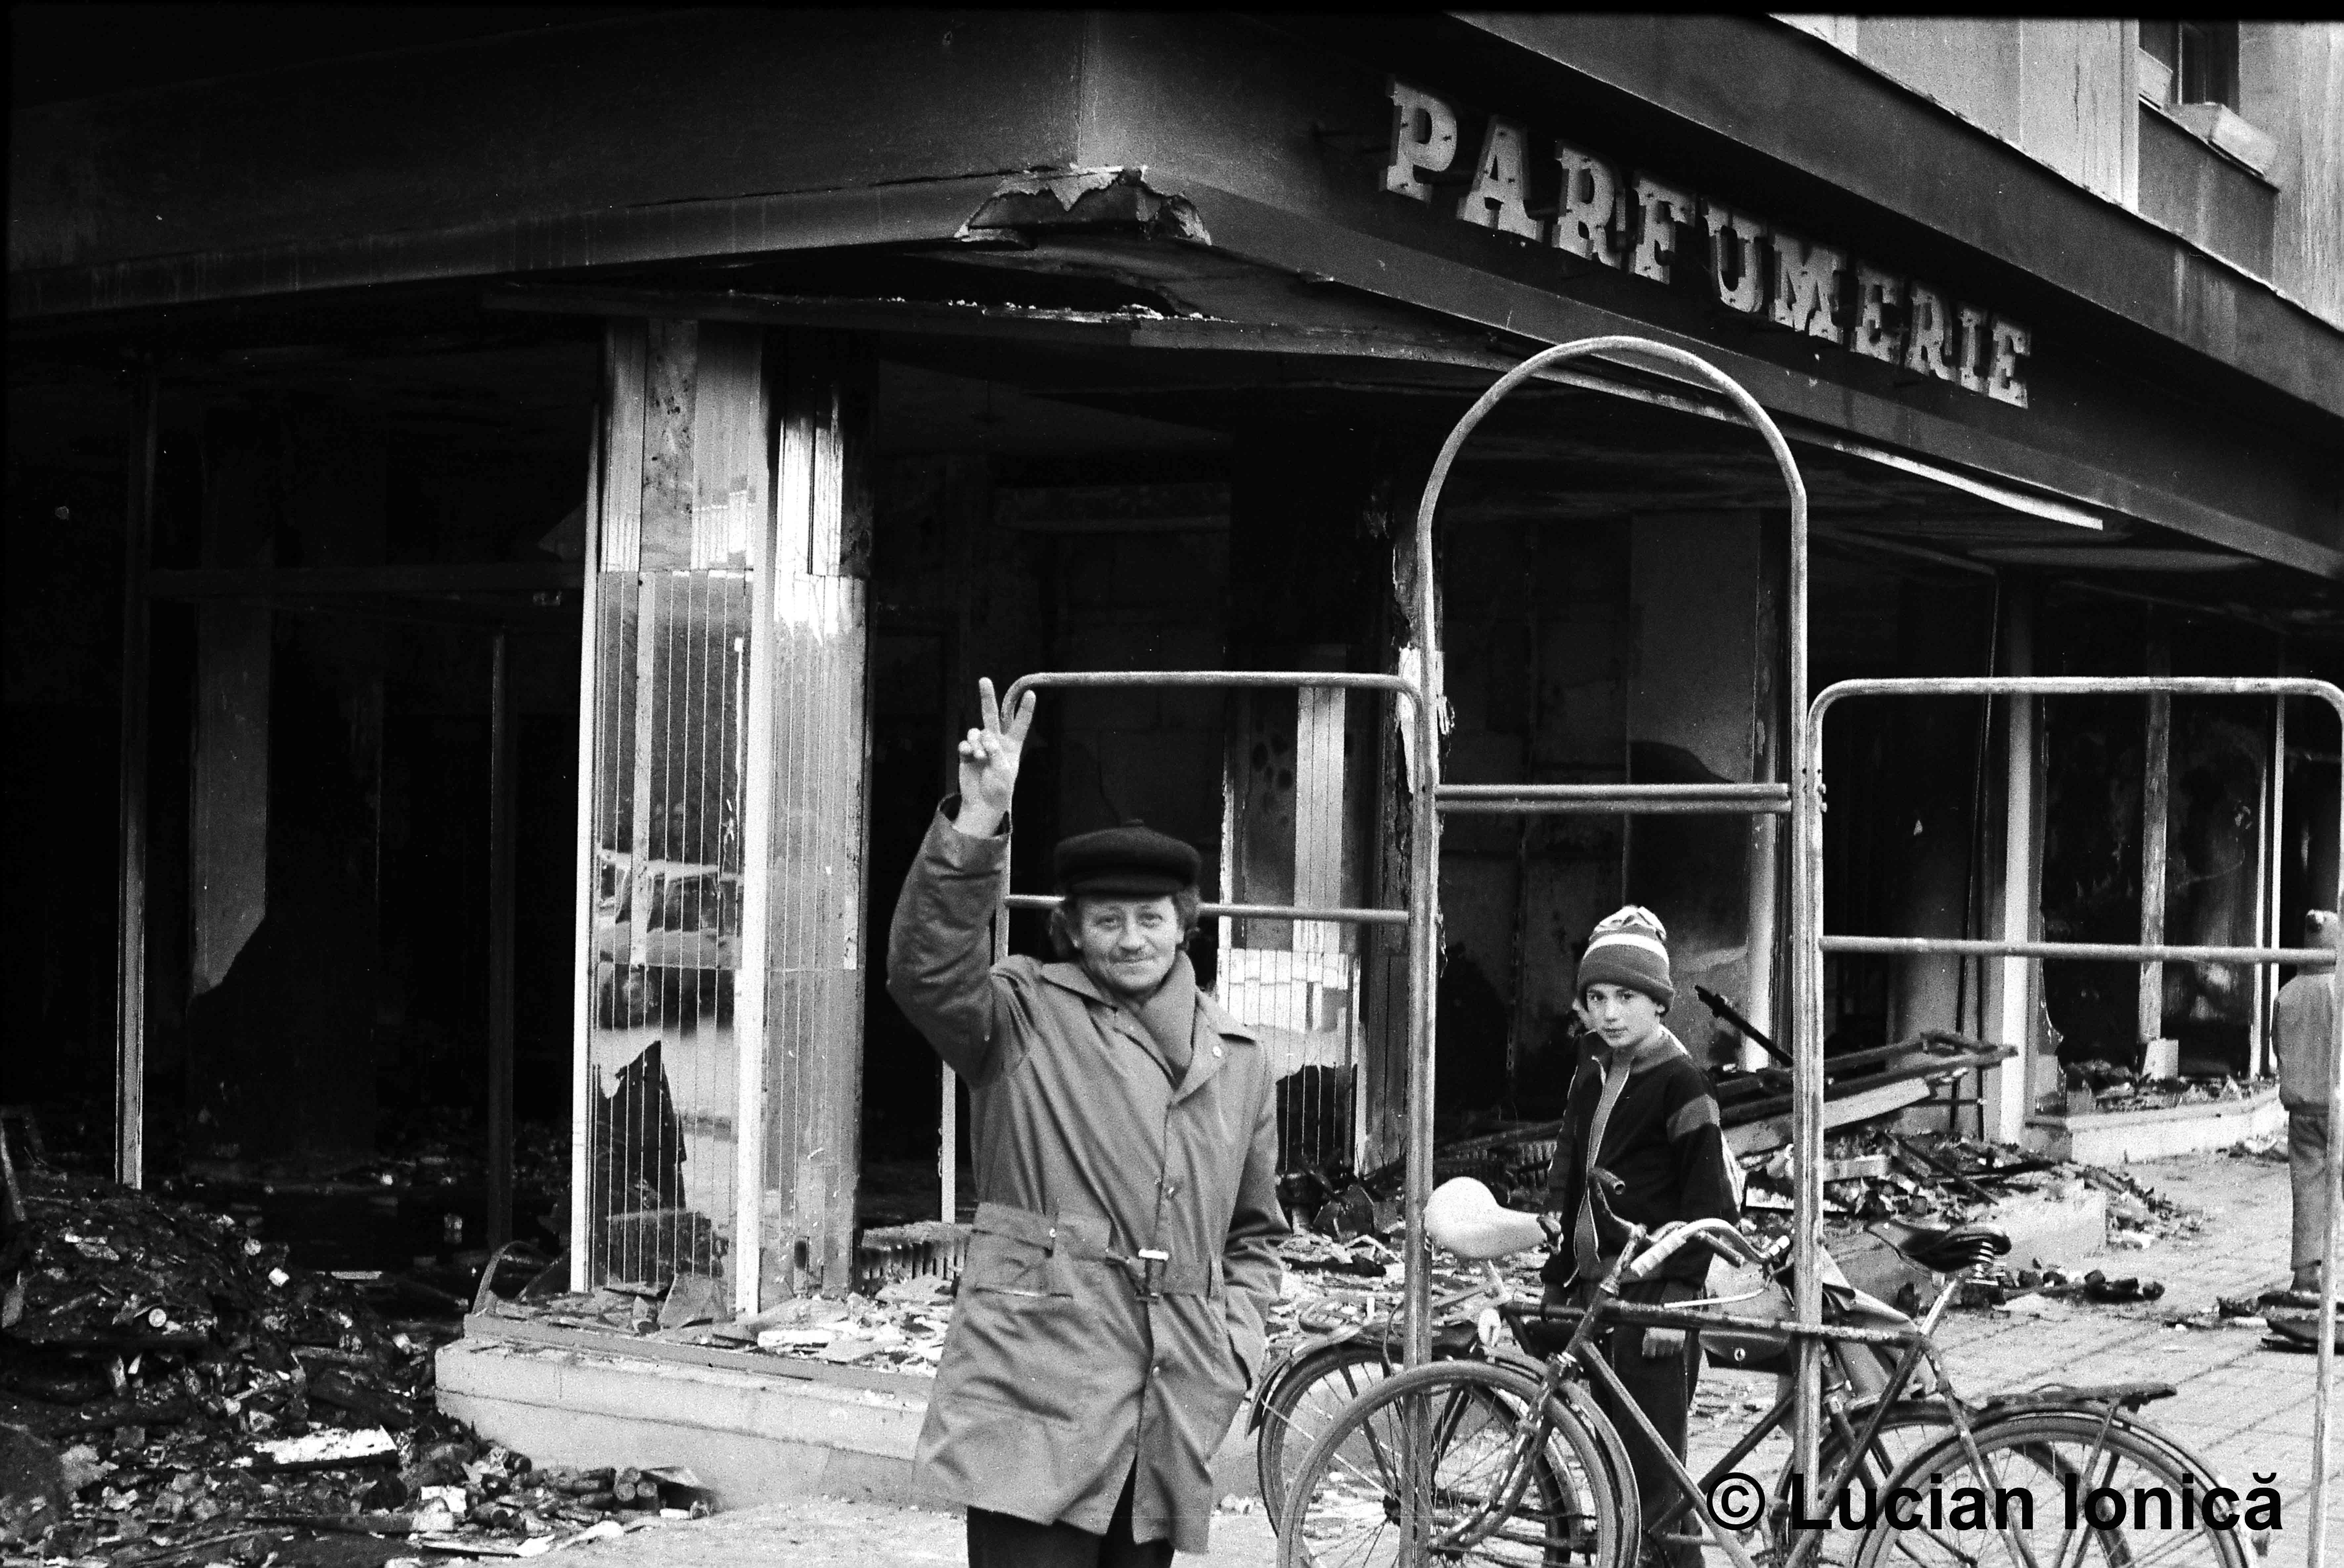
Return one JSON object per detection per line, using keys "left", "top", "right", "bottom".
{"left": 1132, "top": 1248, "right": 1171, "bottom": 1301}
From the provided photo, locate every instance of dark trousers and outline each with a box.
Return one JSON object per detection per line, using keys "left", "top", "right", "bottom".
{"left": 965, "top": 1463, "right": 1173, "bottom": 1568}
{"left": 2292, "top": 1110, "right": 2331, "bottom": 1284}
{"left": 1553, "top": 1280, "right": 1701, "bottom": 1568}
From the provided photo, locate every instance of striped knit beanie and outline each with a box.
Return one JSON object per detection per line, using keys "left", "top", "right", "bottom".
{"left": 1575, "top": 905, "right": 1674, "bottom": 1007}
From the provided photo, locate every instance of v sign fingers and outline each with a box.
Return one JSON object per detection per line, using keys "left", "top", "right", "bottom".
{"left": 1001, "top": 688, "right": 1037, "bottom": 747}
{"left": 955, "top": 679, "right": 1034, "bottom": 835}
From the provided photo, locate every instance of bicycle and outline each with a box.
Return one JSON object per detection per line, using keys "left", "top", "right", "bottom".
{"left": 1275, "top": 1181, "right": 2254, "bottom": 1568}
{"left": 1256, "top": 1178, "right": 2005, "bottom": 1553}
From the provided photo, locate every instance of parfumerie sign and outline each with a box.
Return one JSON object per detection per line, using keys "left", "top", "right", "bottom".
{"left": 1385, "top": 79, "right": 2032, "bottom": 409}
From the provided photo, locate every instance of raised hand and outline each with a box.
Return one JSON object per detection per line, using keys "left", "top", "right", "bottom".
{"left": 954, "top": 677, "right": 1036, "bottom": 835}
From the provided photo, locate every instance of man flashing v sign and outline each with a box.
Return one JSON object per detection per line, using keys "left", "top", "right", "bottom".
{"left": 885, "top": 678, "right": 1287, "bottom": 1567}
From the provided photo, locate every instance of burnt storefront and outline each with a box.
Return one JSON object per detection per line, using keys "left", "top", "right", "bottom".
{"left": 10, "top": 12, "right": 2342, "bottom": 1316}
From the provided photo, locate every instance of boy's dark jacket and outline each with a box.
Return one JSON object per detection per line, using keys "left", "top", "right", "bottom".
{"left": 1541, "top": 1028, "right": 1739, "bottom": 1294}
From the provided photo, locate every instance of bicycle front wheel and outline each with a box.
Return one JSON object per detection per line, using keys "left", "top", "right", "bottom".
{"left": 1276, "top": 1360, "right": 1627, "bottom": 1568}
{"left": 1850, "top": 1411, "right": 2253, "bottom": 1568}
{"left": 1258, "top": 1339, "right": 1401, "bottom": 1528}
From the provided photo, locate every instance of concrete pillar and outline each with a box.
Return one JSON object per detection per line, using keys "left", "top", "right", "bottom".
{"left": 758, "top": 332, "right": 875, "bottom": 1303}
{"left": 577, "top": 321, "right": 872, "bottom": 1306}
{"left": 2140, "top": 625, "right": 2173, "bottom": 1052}
{"left": 1988, "top": 582, "right": 2040, "bottom": 1143}
{"left": 2257, "top": 674, "right": 2287, "bottom": 1077}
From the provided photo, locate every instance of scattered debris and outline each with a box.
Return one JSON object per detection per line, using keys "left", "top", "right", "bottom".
{"left": 483, "top": 1271, "right": 957, "bottom": 1378}
{"left": 0, "top": 1149, "right": 704, "bottom": 1562}
{"left": 2260, "top": 1309, "right": 2344, "bottom": 1354}
{"left": 466, "top": 1036, "right": 2218, "bottom": 1395}
{"left": 2045, "top": 1059, "right": 2271, "bottom": 1117}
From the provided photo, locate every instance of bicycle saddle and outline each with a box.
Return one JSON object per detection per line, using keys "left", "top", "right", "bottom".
{"left": 1867, "top": 1218, "right": 2011, "bottom": 1273}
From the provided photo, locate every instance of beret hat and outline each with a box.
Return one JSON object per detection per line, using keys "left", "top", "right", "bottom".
{"left": 1052, "top": 820, "right": 1200, "bottom": 897}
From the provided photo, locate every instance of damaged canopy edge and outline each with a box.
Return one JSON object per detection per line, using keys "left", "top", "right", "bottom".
{"left": 954, "top": 166, "right": 1213, "bottom": 246}
{"left": 4, "top": 174, "right": 1015, "bottom": 324}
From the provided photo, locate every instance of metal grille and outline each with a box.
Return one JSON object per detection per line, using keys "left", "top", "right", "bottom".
{"left": 1215, "top": 683, "right": 1362, "bottom": 1174}
{"left": 1212, "top": 940, "right": 1361, "bottom": 1175}
{"left": 583, "top": 567, "right": 752, "bottom": 1290}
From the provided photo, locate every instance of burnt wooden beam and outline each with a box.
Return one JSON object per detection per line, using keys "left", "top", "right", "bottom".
{"left": 114, "top": 366, "right": 157, "bottom": 1189}
{"left": 487, "top": 631, "right": 517, "bottom": 1250}
{"left": 147, "top": 563, "right": 581, "bottom": 600}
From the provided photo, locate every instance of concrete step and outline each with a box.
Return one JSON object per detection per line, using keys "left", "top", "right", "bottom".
{"left": 435, "top": 1329, "right": 1261, "bottom": 1512}
{"left": 436, "top": 1336, "right": 941, "bottom": 1509}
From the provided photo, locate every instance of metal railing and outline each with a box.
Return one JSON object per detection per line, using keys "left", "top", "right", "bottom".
{"left": 932, "top": 346, "right": 2343, "bottom": 1560}
{"left": 1799, "top": 676, "right": 2344, "bottom": 1564}
{"left": 1408, "top": 337, "right": 1811, "bottom": 1404}
{"left": 972, "top": 337, "right": 1811, "bottom": 1564}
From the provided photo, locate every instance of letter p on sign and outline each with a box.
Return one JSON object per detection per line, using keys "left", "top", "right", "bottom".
{"left": 1386, "top": 80, "right": 1459, "bottom": 202}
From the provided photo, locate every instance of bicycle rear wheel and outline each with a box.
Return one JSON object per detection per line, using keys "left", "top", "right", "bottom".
{"left": 1276, "top": 1360, "right": 1627, "bottom": 1568}
{"left": 1850, "top": 1411, "right": 2253, "bottom": 1568}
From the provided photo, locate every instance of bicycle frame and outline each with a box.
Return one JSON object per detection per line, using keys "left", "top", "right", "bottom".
{"left": 1458, "top": 1280, "right": 2115, "bottom": 1568}
{"left": 1433, "top": 1215, "right": 2150, "bottom": 1568}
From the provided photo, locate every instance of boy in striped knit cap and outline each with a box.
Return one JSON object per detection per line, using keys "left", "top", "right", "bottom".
{"left": 1540, "top": 906, "right": 1738, "bottom": 1568}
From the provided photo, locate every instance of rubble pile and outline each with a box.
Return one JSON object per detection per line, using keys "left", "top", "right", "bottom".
{"left": 4, "top": 1167, "right": 424, "bottom": 1424}
{"left": 2050, "top": 1058, "right": 2272, "bottom": 1116}
{"left": 1747, "top": 1130, "right": 2195, "bottom": 1238}
{"left": 0, "top": 1163, "right": 698, "bottom": 1563}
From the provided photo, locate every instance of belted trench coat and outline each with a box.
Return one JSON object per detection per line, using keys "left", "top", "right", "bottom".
{"left": 884, "top": 803, "right": 1286, "bottom": 1552}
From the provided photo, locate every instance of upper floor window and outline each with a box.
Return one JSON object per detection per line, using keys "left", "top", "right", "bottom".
{"left": 2139, "top": 20, "right": 2238, "bottom": 109}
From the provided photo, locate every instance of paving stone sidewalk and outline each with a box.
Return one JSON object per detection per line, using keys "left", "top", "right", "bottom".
{"left": 557, "top": 1147, "right": 2337, "bottom": 1567}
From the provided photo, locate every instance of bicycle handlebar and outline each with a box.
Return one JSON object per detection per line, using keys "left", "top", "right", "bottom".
{"left": 1621, "top": 1218, "right": 1762, "bottom": 1282}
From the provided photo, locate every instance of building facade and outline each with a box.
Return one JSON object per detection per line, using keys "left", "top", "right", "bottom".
{"left": 10, "top": 13, "right": 2342, "bottom": 1308}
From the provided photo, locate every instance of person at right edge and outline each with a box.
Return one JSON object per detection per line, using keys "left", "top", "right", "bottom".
{"left": 1540, "top": 906, "right": 1738, "bottom": 1568}
{"left": 2273, "top": 907, "right": 2338, "bottom": 1299}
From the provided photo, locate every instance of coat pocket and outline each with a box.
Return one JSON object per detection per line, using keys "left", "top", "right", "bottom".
{"left": 961, "top": 1231, "right": 1069, "bottom": 1298}
{"left": 933, "top": 1280, "right": 1110, "bottom": 1431}
{"left": 962, "top": 1204, "right": 1081, "bottom": 1298}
